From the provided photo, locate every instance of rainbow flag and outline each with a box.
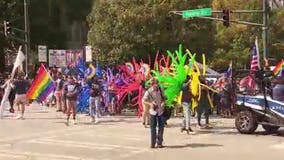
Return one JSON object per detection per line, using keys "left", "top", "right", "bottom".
{"left": 273, "top": 60, "right": 284, "bottom": 77}
{"left": 27, "top": 64, "right": 56, "bottom": 102}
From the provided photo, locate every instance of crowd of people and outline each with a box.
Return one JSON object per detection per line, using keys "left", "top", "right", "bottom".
{"left": 7, "top": 66, "right": 284, "bottom": 149}
{"left": 0, "top": 66, "right": 236, "bottom": 149}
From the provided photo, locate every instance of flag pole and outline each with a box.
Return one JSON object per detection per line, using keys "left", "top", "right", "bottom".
{"left": 0, "top": 46, "right": 24, "bottom": 119}
{"left": 11, "top": 45, "right": 23, "bottom": 79}
{"left": 40, "top": 63, "right": 55, "bottom": 82}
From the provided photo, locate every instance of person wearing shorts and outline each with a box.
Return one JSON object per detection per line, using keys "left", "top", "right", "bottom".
{"left": 11, "top": 74, "right": 30, "bottom": 119}
{"left": 64, "top": 76, "right": 79, "bottom": 125}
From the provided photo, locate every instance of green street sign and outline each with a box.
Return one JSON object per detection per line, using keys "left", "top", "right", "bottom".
{"left": 182, "top": 8, "right": 212, "bottom": 18}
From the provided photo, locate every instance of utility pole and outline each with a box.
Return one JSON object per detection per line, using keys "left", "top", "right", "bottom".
{"left": 24, "top": 0, "right": 30, "bottom": 75}
{"left": 263, "top": 0, "right": 269, "bottom": 65}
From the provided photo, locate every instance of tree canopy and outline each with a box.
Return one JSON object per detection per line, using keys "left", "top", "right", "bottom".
{"left": 1, "top": 0, "right": 283, "bottom": 72}
{"left": 87, "top": 0, "right": 284, "bottom": 69}
{"left": 87, "top": 0, "right": 213, "bottom": 66}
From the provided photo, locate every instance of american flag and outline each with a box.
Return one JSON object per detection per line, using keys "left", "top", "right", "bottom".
{"left": 250, "top": 37, "right": 260, "bottom": 71}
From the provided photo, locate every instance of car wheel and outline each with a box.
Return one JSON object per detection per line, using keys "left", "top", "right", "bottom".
{"left": 235, "top": 110, "right": 258, "bottom": 134}
{"left": 262, "top": 124, "right": 280, "bottom": 133}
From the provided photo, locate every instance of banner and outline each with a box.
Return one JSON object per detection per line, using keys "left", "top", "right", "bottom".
{"left": 48, "top": 50, "right": 66, "bottom": 67}
{"left": 38, "top": 45, "right": 47, "bottom": 62}
{"left": 66, "top": 50, "right": 83, "bottom": 67}
{"left": 269, "top": 0, "right": 284, "bottom": 9}
{"left": 85, "top": 46, "right": 92, "bottom": 62}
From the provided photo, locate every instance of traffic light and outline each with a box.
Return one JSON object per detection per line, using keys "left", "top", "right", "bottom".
{"left": 165, "top": 16, "right": 172, "bottom": 30}
{"left": 4, "top": 20, "right": 12, "bottom": 37}
{"left": 222, "top": 9, "right": 230, "bottom": 27}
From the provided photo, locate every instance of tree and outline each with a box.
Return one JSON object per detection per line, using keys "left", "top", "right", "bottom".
{"left": 269, "top": 9, "right": 284, "bottom": 61}
{"left": 212, "top": 0, "right": 284, "bottom": 70}
{"left": 0, "top": 0, "right": 23, "bottom": 72}
{"left": 87, "top": 0, "right": 214, "bottom": 66}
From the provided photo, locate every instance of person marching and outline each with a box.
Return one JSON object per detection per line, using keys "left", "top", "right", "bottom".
{"left": 181, "top": 75, "right": 195, "bottom": 134}
{"left": 11, "top": 73, "right": 30, "bottom": 119}
{"left": 1, "top": 75, "right": 16, "bottom": 113}
{"left": 142, "top": 79, "right": 165, "bottom": 148}
{"left": 89, "top": 77, "right": 102, "bottom": 123}
{"left": 55, "top": 73, "right": 64, "bottom": 112}
{"left": 197, "top": 78, "right": 213, "bottom": 129}
{"left": 64, "top": 76, "right": 79, "bottom": 125}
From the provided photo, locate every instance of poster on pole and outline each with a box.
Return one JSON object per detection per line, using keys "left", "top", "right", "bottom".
{"left": 269, "top": 0, "right": 284, "bottom": 9}
{"left": 66, "top": 50, "right": 83, "bottom": 67}
{"left": 48, "top": 50, "right": 66, "bottom": 67}
{"left": 38, "top": 45, "right": 47, "bottom": 62}
{"left": 85, "top": 46, "right": 92, "bottom": 62}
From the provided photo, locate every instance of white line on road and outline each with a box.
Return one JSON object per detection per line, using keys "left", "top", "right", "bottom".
{"left": 66, "top": 130, "right": 146, "bottom": 142}
{"left": 27, "top": 139, "right": 115, "bottom": 151}
{"left": 0, "top": 152, "right": 27, "bottom": 159}
{"left": 0, "top": 149, "right": 88, "bottom": 160}
{"left": 28, "top": 138, "right": 146, "bottom": 151}
{"left": 0, "top": 127, "right": 86, "bottom": 143}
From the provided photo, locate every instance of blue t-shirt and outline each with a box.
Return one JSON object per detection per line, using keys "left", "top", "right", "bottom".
{"left": 13, "top": 80, "right": 30, "bottom": 95}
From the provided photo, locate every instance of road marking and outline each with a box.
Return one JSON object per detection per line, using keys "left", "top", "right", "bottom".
{"left": 67, "top": 130, "right": 146, "bottom": 142}
{"left": 28, "top": 138, "right": 146, "bottom": 150}
{"left": 24, "top": 138, "right": 150, "bottom": 159}
{"left": 0, "top": 127, "right": 86, "bottom": 143}
{"left": 0, "top": 149, "right": 88, "bottom": 160}
{"left": 0, "top": 152, "right": 27, "bottom": 159}
{"left": 27, "top": 139, "right": 115, "bottom": 151}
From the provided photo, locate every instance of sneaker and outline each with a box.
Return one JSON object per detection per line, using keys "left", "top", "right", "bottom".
{"left": 90, "top": 118, "right": 95, "bottom": 123}
{"left": 188, "top": 127, "right": 194, "bottom": 132}
{"left": 157, "top": 145, "right": 164, "bottom": 148}
{"left": 197, "top": 125, "right": 203, "bottom": 129}
{"left": 94, "top": 120, "right": 99, "bottom": 124}
{"left": 73, "top": 119, "right": 77, "bottom": 125}
{"left": 15, "top": 114, "right": 23, "bottom": 120}
{"left": 204, "top": 124, "right": 213, "bottom": 129}
{"left": 188, "top": 127, "right": 196, "bottom": 134}
{"left": 65, "top": 119, "right": 69, "bottom": 126}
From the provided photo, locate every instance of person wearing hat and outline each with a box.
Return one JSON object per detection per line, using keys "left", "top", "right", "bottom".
{"left": 142, "top": 78, "right": 166, "bottom": 148}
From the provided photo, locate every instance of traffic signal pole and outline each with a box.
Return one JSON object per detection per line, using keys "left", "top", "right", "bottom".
{"left": 170, "top": 0, "right": 270, "bottom": 63}
{"left": 1, "top": 0, "right": 31, "bottom": 75}
{"left": 263, "top": 0, "right": 268, "bottom": 64}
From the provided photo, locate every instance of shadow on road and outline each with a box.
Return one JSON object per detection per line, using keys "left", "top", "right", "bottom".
{"left": 166, "top": 143, "right": 223, "bottom": 149}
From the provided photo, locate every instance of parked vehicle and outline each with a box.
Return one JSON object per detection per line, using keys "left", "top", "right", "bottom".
{"left": 234, "top": 70, "right": 284, "bottom": 134}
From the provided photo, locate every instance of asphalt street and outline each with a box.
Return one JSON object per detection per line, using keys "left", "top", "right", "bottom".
{"left": 0, "top": 103, "right": 283, "bottom": 160}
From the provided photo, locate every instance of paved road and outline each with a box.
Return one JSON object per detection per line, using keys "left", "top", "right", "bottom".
{"left": 0, "top": 103, "right": 284, "bottom": 160}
